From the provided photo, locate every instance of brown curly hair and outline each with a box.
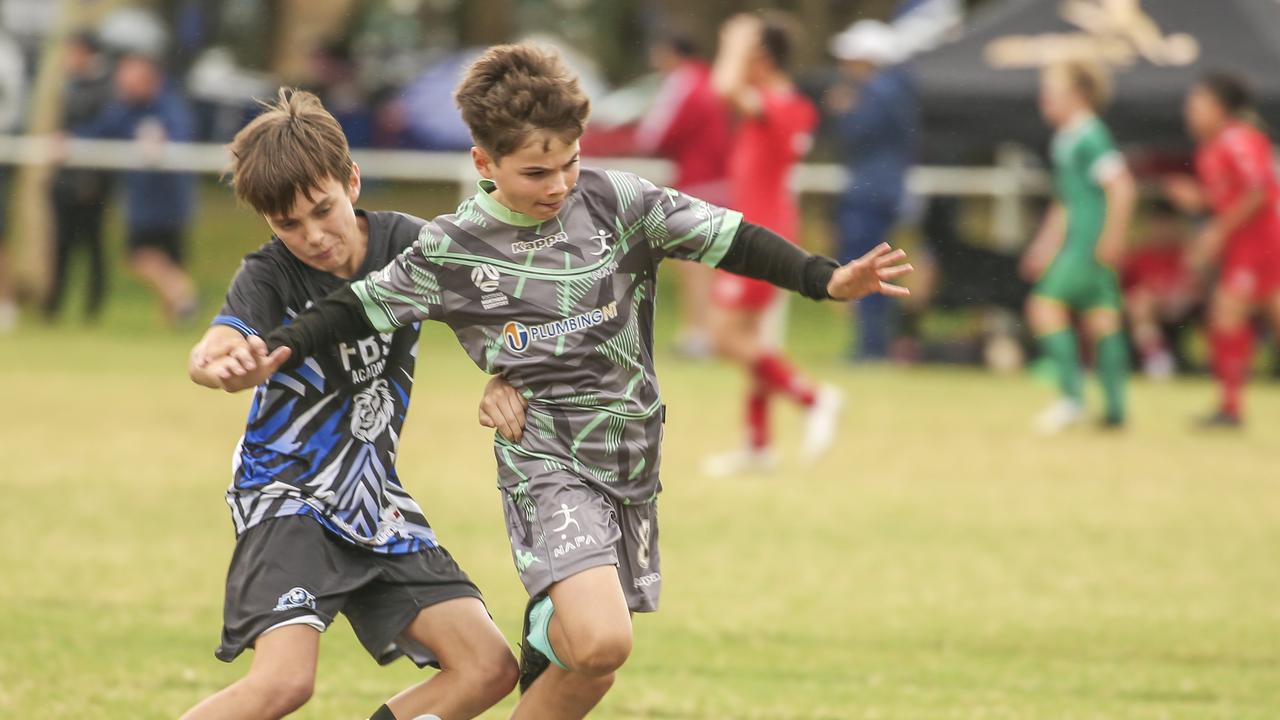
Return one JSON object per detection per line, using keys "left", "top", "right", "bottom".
{"left": 454, "top": 43, "right": 592, "bottom": 160}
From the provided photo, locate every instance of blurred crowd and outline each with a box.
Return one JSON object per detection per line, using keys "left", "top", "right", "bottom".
{"left": 0, "top": 0, "right": 1275, "bottom": 393}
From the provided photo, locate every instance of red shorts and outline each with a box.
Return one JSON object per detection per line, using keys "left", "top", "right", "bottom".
{"left": 712, "top": 270, "right": 778, "bottom": 310}
{"left": 1220, "top": 239, "right": 1280, "bottom": 301}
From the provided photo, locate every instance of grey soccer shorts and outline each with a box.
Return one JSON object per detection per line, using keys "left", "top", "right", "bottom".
{"left": 216, "top": 515, "right": 483, "bottom": 667}
{"left": 500, "top": 470, "right": 661, "bottom": 612}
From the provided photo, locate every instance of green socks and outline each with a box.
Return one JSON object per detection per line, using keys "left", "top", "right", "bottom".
{"left": 1095, "top": 331, "right": 1128, "bottom": 423}
{"left": 527, "top": 596, "right": 568, "bottom": 670}
{"left": 1038, "top": 328, "right": 1084, "bottom": 403}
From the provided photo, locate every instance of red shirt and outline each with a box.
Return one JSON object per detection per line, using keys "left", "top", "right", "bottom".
{"left": 728, "top": 88, "right": 817, "bottom": 241}
{"left": 1122, "top": 241, "right": 1188, "bottom": 295}
{"left": 1195, "top": 121, "right": 1280, "bottom": 251}
{"left": 636, "top": 61, "right": 731, "bottom": 197}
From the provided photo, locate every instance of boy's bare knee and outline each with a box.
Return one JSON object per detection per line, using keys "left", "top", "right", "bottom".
{"left": 248, "top": 669, "right": 314, "bottom": 716}
{"left": 469, "top": 645, "right": 519, "bottom": 700}
{"left": 571, "top": 632, "right": 632, "bottom": 677}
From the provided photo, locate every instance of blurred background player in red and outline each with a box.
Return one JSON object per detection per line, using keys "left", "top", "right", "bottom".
{"left": 704, "top": 12, "right": 842, "bottom": 476}
{"left": 1121, "top": 199, "right": 1199, "bottom": 380}
{"left": 636, "top": 31, "right": 732, "bottom": 360}
{"left": 1166, "top": 72, "right": 1280, "bottom": 427}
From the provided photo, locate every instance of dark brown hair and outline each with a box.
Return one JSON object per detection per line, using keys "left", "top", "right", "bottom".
{"left": 454, "top": 43, "right": 592, "bottom": 160}
{"left": 227, "top": 88, "right": 353, "bottom": 217}
{"left": 1198, "top": 71, "right": 1255, "bottom": 118}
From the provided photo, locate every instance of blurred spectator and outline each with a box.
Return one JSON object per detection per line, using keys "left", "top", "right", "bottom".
{"left": 826, "top": 20, "right": 919, "bottom": 362}
{"left": 1121, "top": 199, "right": 1199, "bottom": 379}
{"left": 44, "top": 33, "right": 113, "bottom": 323}
{"left": 0, "top": 27, "right": 24, "bottom": 333}
{"left": 75, "top": 51, "right": 198, "bottom": 325}
{"left": 307, "top": 43, "right": 374, "bottom": 148}
{"left": 636, "top": 32, "right": 731, "bottom": 359}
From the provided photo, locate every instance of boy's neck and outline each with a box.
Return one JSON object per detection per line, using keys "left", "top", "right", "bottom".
{"left": 1057, "top": 109, "right": 1095, "bottom": 133}
{"left": 333, "top": 212, "right": 370, "bottom": 280}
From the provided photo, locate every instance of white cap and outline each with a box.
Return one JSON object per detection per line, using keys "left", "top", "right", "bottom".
{"left": 830, "top": 20, "right": 901, "bottom": 65}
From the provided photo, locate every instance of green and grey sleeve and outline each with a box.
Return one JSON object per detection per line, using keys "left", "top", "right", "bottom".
{"left": 630, "top": 172, "right": 742, "bottom": 266}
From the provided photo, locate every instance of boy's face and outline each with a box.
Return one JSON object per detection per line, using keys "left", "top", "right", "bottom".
{"left": 1039, "top": 66, "right": 1082, "bottom": 127}
{"left": 264, "top": 167, "right": 365, "bottom": 278}
{"left": 473, "top": 132, "right": 581, "bottom": 222}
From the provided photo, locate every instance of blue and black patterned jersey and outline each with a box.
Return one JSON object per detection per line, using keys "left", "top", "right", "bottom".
{"left": 213, "top": 210, "right": 435, "bottom": 554}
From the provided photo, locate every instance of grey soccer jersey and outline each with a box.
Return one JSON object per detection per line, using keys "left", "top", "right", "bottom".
{"left": 351, "top": 167, "right": 742, "bottom": 502}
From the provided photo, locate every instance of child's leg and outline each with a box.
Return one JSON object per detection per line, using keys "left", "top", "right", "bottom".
{"left": 180, "top": 624, "right": 320, "bottom": 720}
{"left": 1208, "top": 286, "right": 1254, "bottom": 419}
{"left": 377, "top": 597, "right": 517, "bottom": 720}
{"left": 512, "top": 565, "right": 633, "bottom": 720}
{"left": 1086, "top": 308, "right": 1128, "bottom": 423}
{"left": 1028, "top": 295, "right": 1083, "bottom": 403}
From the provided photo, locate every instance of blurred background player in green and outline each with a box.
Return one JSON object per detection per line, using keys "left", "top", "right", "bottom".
{"left": 1020, "top": 59, "right": 1137, "bottom": 434}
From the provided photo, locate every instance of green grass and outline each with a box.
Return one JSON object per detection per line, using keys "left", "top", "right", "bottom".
{"left": 3, "top": 183, "right": 1279, "bottom": 718}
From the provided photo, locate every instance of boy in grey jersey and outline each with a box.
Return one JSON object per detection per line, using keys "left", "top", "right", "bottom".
{"left": 261, "top": 45, "right": 912, "bottom": 719}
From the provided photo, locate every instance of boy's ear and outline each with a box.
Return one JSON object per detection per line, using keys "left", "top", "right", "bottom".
{"left": 348, "top": 162, "right": 362, "bottom": 203}
{"left": 471, "top": 146, "right": 496, "bottom": 180}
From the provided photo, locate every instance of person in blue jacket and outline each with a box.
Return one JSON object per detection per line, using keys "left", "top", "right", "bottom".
{"left": 826, "top": 20, "right": 919, "bottom": 361}
{"left": 76, "top": 51, "right": 198, "bottom": 324}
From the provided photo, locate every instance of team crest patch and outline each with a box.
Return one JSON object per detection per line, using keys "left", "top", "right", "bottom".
{"left": 274, "top": 586, "right": 318, "bottom": 612}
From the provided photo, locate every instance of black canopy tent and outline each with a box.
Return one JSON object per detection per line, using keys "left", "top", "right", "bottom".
{"left": 912, "top": 0, "right": 1280, "bottom": 160}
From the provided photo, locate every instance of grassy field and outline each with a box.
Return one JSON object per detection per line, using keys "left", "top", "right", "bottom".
{"left": 2, "top": 183, "right": 1279, "bottom": 718}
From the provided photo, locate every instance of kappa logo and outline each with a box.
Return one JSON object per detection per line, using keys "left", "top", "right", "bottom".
{"left": 273, "top": 586, "right": 317, "bottom": 612}
{"left": 512, "top": 231, "right": 569, "bottom": 254}
{"left": 471, "top": 264, "right": 501, "bottom": 292}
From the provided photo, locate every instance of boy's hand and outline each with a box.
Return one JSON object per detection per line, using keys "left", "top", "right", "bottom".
{"left": 192, "top": 326, "right": 255, "bottom": 371}
{"left": 208, "top": 337, "right": 291, "bottom": 393}
{"left": 479, "top": 375, "right": 528, "bottom": 442}
{"left": 826, "top": 243, "right": 912, "bottom": 300}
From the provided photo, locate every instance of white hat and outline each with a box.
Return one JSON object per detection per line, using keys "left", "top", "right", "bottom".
{"left": 830, "top": 20, "right": 901, "bottom": 65}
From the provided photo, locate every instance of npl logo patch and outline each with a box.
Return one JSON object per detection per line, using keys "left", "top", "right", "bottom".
{"left": 503, "top": 321, "right": 530, "bottom": 352}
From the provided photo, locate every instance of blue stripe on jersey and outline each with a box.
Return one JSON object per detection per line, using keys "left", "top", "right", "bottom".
{"left": 391, "top": 379, "right": 409, "bottom": 407}
{"left": 296, "top": 362, "right": 325, "bottom": 392}
{"left": 254, "top": 395, "right": 299, "bottom": 440}
{"left": 211, "top": 314, "right": 260, "bottom": 337}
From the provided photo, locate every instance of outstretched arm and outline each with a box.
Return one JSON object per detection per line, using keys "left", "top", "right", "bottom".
{"left": 711, "top": 14, "right": 764, "bottom": 117}
{"left": 715, "top": 221, "right": 912, "bottom": 301}
{"left": 264, "top": 285, "right": 378, "bottom": 368}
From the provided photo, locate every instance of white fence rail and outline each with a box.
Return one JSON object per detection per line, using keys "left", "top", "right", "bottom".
{"left": 0, "top": 135, "right": 1051, "bottom": 246}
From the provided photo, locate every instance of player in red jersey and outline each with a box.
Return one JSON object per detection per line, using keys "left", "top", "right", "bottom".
{"left": 704, "top": 13, "right": 863, "bottom": 474}
{"left": 1167, "top": 73, "right": 1280, "bottom": 426}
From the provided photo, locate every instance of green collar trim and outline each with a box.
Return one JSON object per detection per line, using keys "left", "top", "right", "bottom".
{"left": 474, "top": 179, "right": 544, "bottom": 227}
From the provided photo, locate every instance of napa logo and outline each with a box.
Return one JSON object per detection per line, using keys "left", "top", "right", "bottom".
{"left": 502, "top": 301, "right": 618, "bottom": 354}
{"left": 503, "top": 321, "right": 531, "bottom": 352}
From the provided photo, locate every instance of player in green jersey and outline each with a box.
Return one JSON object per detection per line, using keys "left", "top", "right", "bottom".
{"left": 1021, "top": 60, "right": 1136, "bottom": 434}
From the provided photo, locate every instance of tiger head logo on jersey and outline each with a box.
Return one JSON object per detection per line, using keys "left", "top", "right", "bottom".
{"left": 503, "top": 321, "right": 530, "bottom": 353}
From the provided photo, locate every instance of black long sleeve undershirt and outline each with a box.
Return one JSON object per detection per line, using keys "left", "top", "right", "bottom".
{"left": 716, "top": 221, "right": 839, "bottom": 301}
{"left": 267, "top": 220, "right": 838, "bottom": 368}
{"left": 265, "top": 287, "right": 372, "bottom": 370}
